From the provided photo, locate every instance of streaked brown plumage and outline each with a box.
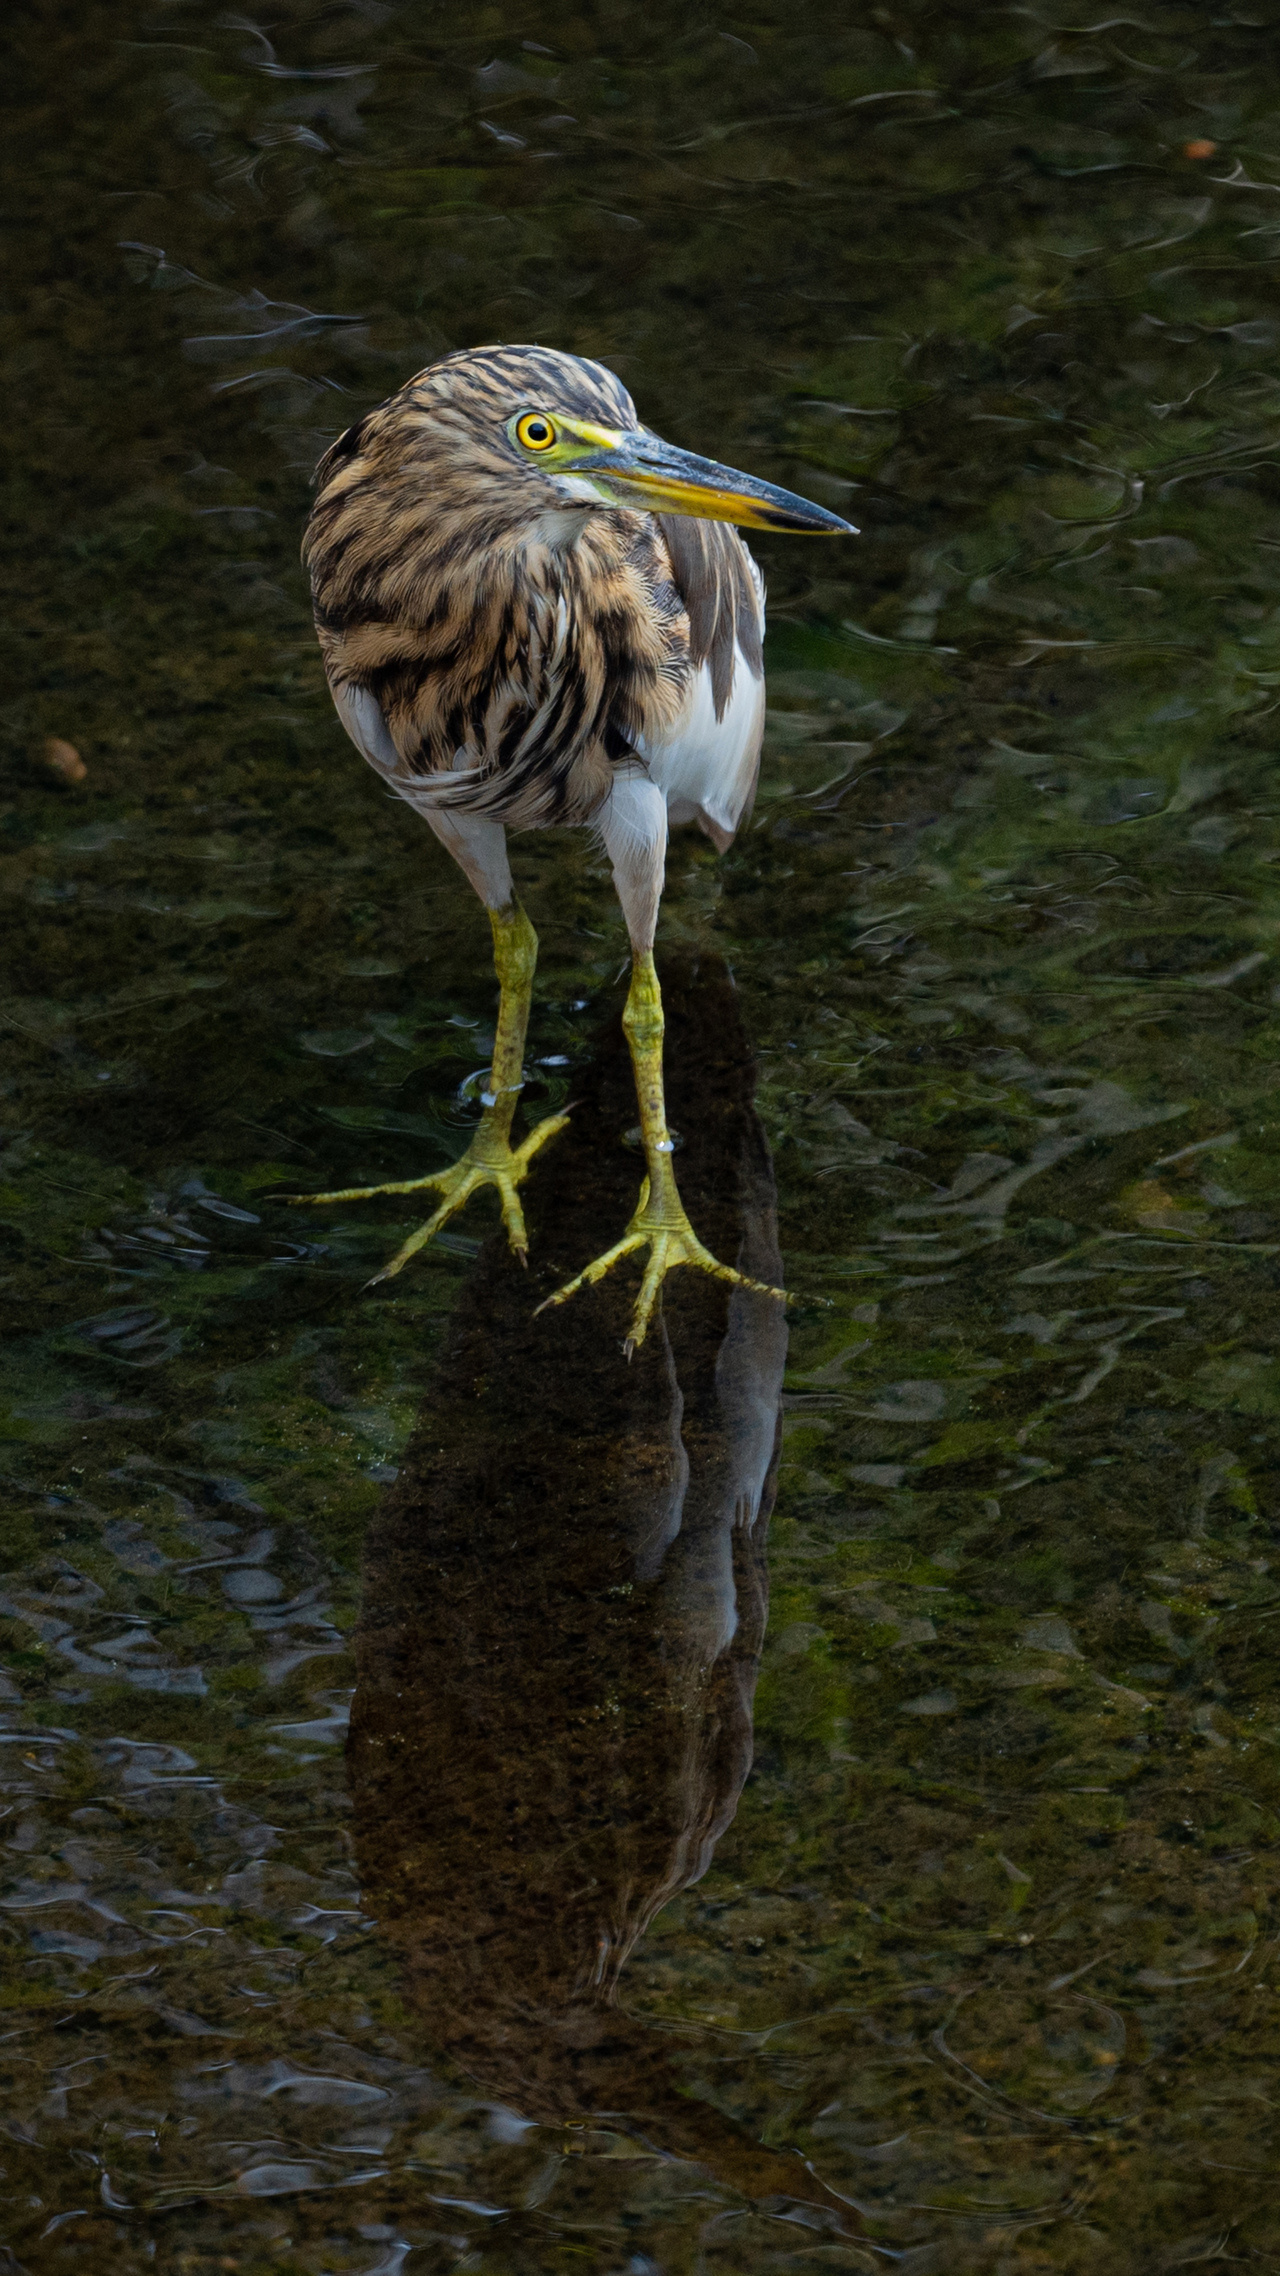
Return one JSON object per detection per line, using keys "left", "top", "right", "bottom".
{"left": 293, "top": 343, "right": 855, "bottom": 1348}
{"left": 303, "top": 344, "right": 763, "bottom": 832}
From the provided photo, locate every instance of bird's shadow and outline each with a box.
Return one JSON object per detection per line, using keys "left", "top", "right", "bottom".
{"left": 347, "top": 955, "right": 860, "bottom": 2231}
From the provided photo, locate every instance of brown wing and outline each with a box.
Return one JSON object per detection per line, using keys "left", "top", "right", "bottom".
{"left": 654, "top": 515, "right": 764, "bottom": 720}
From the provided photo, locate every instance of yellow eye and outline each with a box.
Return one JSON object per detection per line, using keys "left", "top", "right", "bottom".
{"left": 515, "top": 412, "right": 557, "bottom": 452}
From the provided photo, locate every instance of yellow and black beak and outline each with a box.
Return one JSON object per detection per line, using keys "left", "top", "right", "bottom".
{"left": 563, "top": 421, "right": 856, "bottom": 535}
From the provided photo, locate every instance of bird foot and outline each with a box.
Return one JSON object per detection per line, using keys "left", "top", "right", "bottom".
{"left": 535, "top": 1175, "right": 788, "bottom": 1356}
{"left": 283, "top": 1110, "right": 570, "bottom": 1284}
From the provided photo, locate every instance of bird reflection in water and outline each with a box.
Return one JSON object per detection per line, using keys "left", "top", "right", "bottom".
{"left": 348, "top": 958, "right": 859, "bottom": 2237}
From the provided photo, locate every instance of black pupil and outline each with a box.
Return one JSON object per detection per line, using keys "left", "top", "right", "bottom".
{"left": 529, "top": 420, "right": 548, "bottom": 441}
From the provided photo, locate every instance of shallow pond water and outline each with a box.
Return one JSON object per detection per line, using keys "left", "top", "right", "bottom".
{"left": 6, "top": 3, "right": 1280, "bottom": 2269}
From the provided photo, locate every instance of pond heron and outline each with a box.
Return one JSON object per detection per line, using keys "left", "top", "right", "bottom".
{"left": 294, "top": 345, "right": 855, "bottom": 1351}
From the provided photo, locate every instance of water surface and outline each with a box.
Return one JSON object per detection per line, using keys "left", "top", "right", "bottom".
{"left": 6, "top": 4, "right": 1280, "bottom": 2268}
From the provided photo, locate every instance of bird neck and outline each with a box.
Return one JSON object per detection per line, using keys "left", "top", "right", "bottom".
{"left": 523, "top": 502, "right": 599, "bottom": 555}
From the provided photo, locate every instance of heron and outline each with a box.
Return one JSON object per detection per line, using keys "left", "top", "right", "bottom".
{"left": 293, "top": 344, "right": 855, "bottom": 1351}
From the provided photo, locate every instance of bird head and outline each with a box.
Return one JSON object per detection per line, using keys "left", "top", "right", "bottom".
{"left": 375, "top": 343, "right": 857, "bottom": 539}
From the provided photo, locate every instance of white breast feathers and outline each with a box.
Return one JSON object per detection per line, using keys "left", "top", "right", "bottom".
{"left": 637, "top": 639, "right": 766, "bottom": 854}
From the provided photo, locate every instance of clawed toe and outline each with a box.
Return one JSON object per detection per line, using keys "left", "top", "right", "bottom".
{"left": 536, "top": 1183, "right": 788, "bottom": 1355}
{"left": 284, "top": 1109, "right": 569, "bottom": 1283}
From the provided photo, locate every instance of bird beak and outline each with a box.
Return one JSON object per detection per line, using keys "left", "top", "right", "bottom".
{"left": 564, "top": 422, "right": 857, "bottom": 535}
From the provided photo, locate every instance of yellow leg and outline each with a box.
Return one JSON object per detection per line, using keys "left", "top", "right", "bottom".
{"left": 536, "top": 951, "right": 787, "bottom": 1355}
{"left": 286, "top": 898, "right": 568, "bottom": 1283}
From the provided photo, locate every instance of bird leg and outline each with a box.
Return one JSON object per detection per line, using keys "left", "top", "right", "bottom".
{"left": 537, "top": 950, "right": 787, "bottom": 1355}
{"left": 288, "top": 897, "right": 568, "bottom": 1282}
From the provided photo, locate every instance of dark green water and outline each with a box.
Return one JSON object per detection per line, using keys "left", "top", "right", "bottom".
{"left": 7, "top": 3, "right": 1280, "bottom": 2267}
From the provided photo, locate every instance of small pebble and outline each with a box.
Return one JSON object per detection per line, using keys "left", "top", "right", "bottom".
{"left": 223, "top": 1567, "right": 286, "bottom": 1604}
{"left": 42, "top": 736, "right": 88, "bottom": 784}
{"left": 1183, "top": 139, "right": 1217, "bottom": 160}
